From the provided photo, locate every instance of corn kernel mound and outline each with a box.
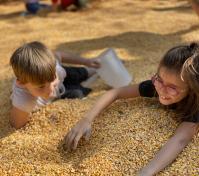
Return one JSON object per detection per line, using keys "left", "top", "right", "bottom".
{"left": 0, "top": 0, "right": 198, "bottom": 175}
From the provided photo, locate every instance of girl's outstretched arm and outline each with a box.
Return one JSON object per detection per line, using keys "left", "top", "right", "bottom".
{"left": 64, "top": 84, "right": 140, "bottom": 150}
{"left": 138, "top": 121, "right": 199, "bottom": 176}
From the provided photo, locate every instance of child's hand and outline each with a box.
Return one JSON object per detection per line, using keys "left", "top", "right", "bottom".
{"left": 137, "top": 168, "right": 153, "bottom": 176}
{"left": 63, "top": 118, "right": 92, "bottom": 151}
{"left": 86, "top": 58, "right": 101, "bottom": 68}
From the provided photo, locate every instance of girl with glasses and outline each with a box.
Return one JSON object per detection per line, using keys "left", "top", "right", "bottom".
{"left": 64, "top": 43, "right": 199, "bottom": 175}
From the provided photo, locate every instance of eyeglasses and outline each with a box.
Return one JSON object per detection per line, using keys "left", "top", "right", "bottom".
{"left": 151, "top": 74, "right": 187, "bottom": 96}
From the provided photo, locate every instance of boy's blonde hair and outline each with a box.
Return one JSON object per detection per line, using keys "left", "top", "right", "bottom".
{"left": 10, "top": 41, "right": 56, "bottom": 85}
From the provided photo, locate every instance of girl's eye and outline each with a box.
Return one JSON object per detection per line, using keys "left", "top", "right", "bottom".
{"left": 167, "top": 87, "right": 177, "bottom": 94}
{"left": 157, "top": 77, "right": 163, "bottom": 83}
{"left": 167, "top": 87, "right": 176, "bottom": 91}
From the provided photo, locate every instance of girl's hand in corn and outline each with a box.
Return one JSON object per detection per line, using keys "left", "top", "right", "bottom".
{"left": 63, "top": 118, "right": 92, "bottom": 151}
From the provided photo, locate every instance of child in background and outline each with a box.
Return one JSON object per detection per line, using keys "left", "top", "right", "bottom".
{"left": 10, "top": 41, "right": 100, "bottom": 129}
{"left": 23, "top": 0, "right": 51, "bottom": 15}
{"left": 51, "top": 0, "right": 88, "bottom": 11}
{"left": 190, "top": 0, "right": 199, "bottom": 17}
{"left": 64, "top": 43, "right": 199, "bottom": 175}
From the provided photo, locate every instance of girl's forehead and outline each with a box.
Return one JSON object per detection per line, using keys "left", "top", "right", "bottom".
{"left": 158, "top": 67, "right": 187, "bottom": 88}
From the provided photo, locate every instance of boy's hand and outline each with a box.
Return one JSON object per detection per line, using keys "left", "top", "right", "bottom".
{"left": 86, "top": 58, "right": 101, "bottom": 68}
{"left": 63, "top": 118, "right": 92, "bottom": 151}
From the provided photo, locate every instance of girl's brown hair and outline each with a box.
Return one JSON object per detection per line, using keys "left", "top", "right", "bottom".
{"left": 159, "top": 42, "right": 199, "bottom": 120}
{"left": 10, "top": 41, "right": 56, "bottom": 85}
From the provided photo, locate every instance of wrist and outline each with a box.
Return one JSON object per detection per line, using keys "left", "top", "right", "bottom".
{"left": 138, "top": 167, "right": 154, "bottom": 176}
{"left": 83, "top": 58, "right": 90, "bottom": 66}
{"left": 83, "top": 114, "right": 95, "bottom": 124}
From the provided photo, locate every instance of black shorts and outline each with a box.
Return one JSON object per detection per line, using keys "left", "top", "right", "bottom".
{"left": 61, "top": 66, "right": 92, "bottom": 99}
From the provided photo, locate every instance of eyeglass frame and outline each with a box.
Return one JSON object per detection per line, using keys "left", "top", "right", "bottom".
{"left": 151, "top": 73, "right": 188, "bottom": 96}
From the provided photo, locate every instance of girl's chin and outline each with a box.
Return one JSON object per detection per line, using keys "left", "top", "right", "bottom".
{"left": 159, "top": 97, "right": 173, "bottom": 105}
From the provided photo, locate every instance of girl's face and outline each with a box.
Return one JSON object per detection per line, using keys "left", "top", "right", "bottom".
{"left": 152, "top": 66, "right": 189, "bottom": 105}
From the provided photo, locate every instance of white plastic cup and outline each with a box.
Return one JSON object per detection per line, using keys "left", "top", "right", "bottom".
{"left": 96, "top": 48, "right": 132, "bottom": 88}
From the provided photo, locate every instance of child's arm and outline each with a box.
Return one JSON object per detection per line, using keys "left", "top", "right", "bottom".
{"left": 138, "top": 122, "right": 199, "bottom": 176}
{"left": 64, "top": 84, "right": 140, "bottom": 150}
{"left": 10, "top": 106, "right": 30, "bottom": 129}
{"left": 54, "top": 51, "right": 100, "bottom": 68}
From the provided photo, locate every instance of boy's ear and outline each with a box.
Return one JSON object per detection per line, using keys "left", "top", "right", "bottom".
{"left": 16, "top": 79, "right": 26, "bottom": 87}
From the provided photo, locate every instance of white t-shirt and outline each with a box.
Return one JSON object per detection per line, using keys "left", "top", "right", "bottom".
{"left": 11, "top": 61, "right": 66, "bottom": 113}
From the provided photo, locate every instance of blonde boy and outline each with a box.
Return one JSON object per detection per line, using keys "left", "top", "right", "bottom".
{"left": 10, "top": 41, "right": 99, "bottom": 129}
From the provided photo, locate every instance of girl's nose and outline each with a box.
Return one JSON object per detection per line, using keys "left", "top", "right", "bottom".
{"left": 159, "top": 86, "right": 168, "bottom": 94}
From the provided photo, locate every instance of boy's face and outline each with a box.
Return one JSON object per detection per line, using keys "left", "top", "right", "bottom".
{"left": 19, "top": 78, "right": 59, "bottom": 100}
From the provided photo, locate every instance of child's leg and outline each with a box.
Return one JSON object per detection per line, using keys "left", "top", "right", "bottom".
{"left": 61, "top": 66, "right": 93, "bottom": 99}
{"left": 75, "top": 0, "right": 88, "bottom": 8}
{"left": 62, "top": 66, "right": 92, "bottom": 85}
{"left": 80, "top": 67, "right": 98, "bottom": 88}
{"left": 25, "top": 2, "right": 40, "bottom": 14}
{"left": 84, "top": 67, "right": 96, "bottom": 77}
{"left": 60, "top": 0, "right": 76, "bottom": 9}
{"left": 37, "top": 3, "right": 52, "bottom": 14}
{"left": 25, "top": 2, "right": 51, "bottom": 14}
{"left": 40, "top": 3, "right": 50, "bottom": 8}
{"left": 81, "top": 73, "right": 98, "bottom": 88}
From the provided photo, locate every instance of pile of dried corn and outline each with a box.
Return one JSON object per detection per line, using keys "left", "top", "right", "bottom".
{"left": 0, "top": 98, "right": 198, "bottom": 175}
{"left": 0, "top": 0, "right": 198, "bottom": 175}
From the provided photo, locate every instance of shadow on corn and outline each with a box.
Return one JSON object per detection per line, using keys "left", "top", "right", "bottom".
{"left": 55, "top": 25, "right": 199, "bottom": 62}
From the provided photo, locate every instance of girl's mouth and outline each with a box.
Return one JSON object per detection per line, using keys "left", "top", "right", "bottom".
{"left": 160, "top": 95, "right": 170, "bottom": 100}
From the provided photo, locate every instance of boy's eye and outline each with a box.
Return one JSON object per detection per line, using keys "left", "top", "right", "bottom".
{"left": 38, "top": 85, "right": 45, "bottom": 89}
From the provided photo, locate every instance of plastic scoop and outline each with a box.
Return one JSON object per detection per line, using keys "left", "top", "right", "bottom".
{"left": 96, "top": 48, "right": 132, "bottom": 88}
